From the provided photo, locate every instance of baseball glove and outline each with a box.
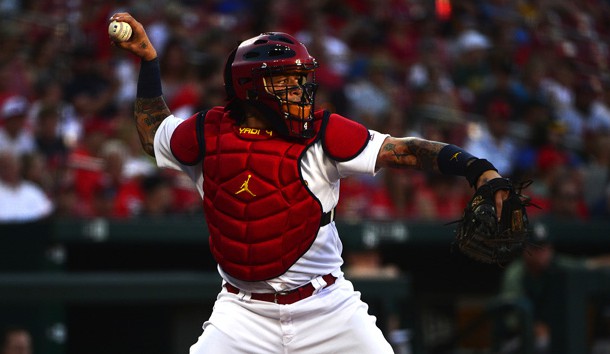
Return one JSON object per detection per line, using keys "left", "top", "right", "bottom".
{"left": 454, "top": 178, "right": 534, "bottom": 265}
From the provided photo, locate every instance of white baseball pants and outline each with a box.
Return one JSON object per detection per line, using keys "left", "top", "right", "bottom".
{"left": 189, "top": 277, "right": 395, "bottom": 354}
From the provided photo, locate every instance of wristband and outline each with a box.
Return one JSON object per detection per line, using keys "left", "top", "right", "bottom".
{"left": 437, "top": 144, "right": 476, "bottom": 176}
{"left": 137, "top": 57, "right": 162, "bottom": 98}
{"left": 438, "top": 144, "right": 497, "bottom": 187}
{"left": 465, "top": 158, "right": 497, "bottom": 188}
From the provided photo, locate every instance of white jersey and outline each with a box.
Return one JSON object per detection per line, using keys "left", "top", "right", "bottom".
{"left": 154, "top": 115, "right": 388, "bottom": 292}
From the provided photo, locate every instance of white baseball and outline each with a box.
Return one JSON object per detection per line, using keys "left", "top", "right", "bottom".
{"left": 108, "top": 20, "right": 132, "bottom": 42}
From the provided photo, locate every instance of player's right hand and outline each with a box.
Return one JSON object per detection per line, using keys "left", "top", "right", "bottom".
{"left": 109, "top": 13, "right": 158, "bottom": 61}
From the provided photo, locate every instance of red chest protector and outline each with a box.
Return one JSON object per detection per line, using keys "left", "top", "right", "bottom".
{"left": 186, "top": 107, "right": 369, "bottom": 281}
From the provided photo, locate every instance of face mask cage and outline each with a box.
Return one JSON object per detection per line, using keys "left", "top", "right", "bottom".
{"left": 254, "top": 64, "right": 318, "bottom": 138}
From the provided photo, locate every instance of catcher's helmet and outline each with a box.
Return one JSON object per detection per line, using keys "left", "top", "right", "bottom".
{"left": 224, "top": 32, "right": 319, "bottom": 138}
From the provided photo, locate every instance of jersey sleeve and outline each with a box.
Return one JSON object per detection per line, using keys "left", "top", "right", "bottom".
{"left": 335, "top": 129, "right": 388, "bottom": 178}
{"left": 154, "top": 115, "right": 204, "bottom": 198}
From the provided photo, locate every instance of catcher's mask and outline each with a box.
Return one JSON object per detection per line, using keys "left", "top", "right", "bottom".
{"left": 224, "top": 32, "right": 319, "bottom": 138}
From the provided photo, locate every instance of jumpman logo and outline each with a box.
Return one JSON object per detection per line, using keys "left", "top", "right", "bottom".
{"left": 450, "top": 152, "right": 462, "bottom": 161}
{"left": 235, "top": 174, "right": 256, "bottom": 196}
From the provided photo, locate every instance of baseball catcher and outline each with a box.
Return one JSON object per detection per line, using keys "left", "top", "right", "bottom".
{"left": 111, "top": 11, "right": 528, "bottom": 354}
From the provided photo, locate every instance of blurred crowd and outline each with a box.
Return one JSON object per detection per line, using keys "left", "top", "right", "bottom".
{"left": 1, "top": 0, "right": 610, "bottom": 222}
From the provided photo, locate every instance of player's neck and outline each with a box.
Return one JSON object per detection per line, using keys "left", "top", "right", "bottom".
{"left": 241, "top": 114, "right": 272, "bottom": 130}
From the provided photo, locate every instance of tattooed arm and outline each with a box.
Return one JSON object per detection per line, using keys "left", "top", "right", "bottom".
{"left": 376, "top": 137, "right": 502, "bottom": 189}
{"left": 376, "top": 137, "right": 446, "bottom": 172}
{"left": 134, "top": 97, "right": 170, "bottom": 156}
{"left": 109, "top": 12, "right": 170, "bottom": 157}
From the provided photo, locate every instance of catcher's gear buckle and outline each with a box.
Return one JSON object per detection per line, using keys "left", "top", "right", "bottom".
{"left": 274, "top": 290, "right": 292, "bottom": 304}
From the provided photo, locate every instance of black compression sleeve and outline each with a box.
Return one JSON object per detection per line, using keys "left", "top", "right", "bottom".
{"left": 136, "top": 57, "right": 162, "bottom": 98}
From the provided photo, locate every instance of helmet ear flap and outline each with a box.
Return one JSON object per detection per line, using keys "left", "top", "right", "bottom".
{"left": 224, "top": 48, "right": 238, "bottom": 99}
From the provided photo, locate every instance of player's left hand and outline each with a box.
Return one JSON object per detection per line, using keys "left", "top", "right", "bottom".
{"left": 476, "top": 170, "right": 508, "bottom": 221}
{"left": 455, "top": 176, "right": 534, "bottom": 265}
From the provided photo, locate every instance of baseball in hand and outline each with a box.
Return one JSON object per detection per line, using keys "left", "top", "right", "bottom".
{"left": 108, "top": 20, "right": 132, "bottom": 42}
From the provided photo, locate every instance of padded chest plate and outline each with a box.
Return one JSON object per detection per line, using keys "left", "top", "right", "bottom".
{"left": 202, "top": 108, "right": 322, "bottom": 281}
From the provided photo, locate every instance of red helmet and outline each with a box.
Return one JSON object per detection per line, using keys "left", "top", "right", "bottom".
{"left": 224, "top": 32, "right": 319, "bottom": 138}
